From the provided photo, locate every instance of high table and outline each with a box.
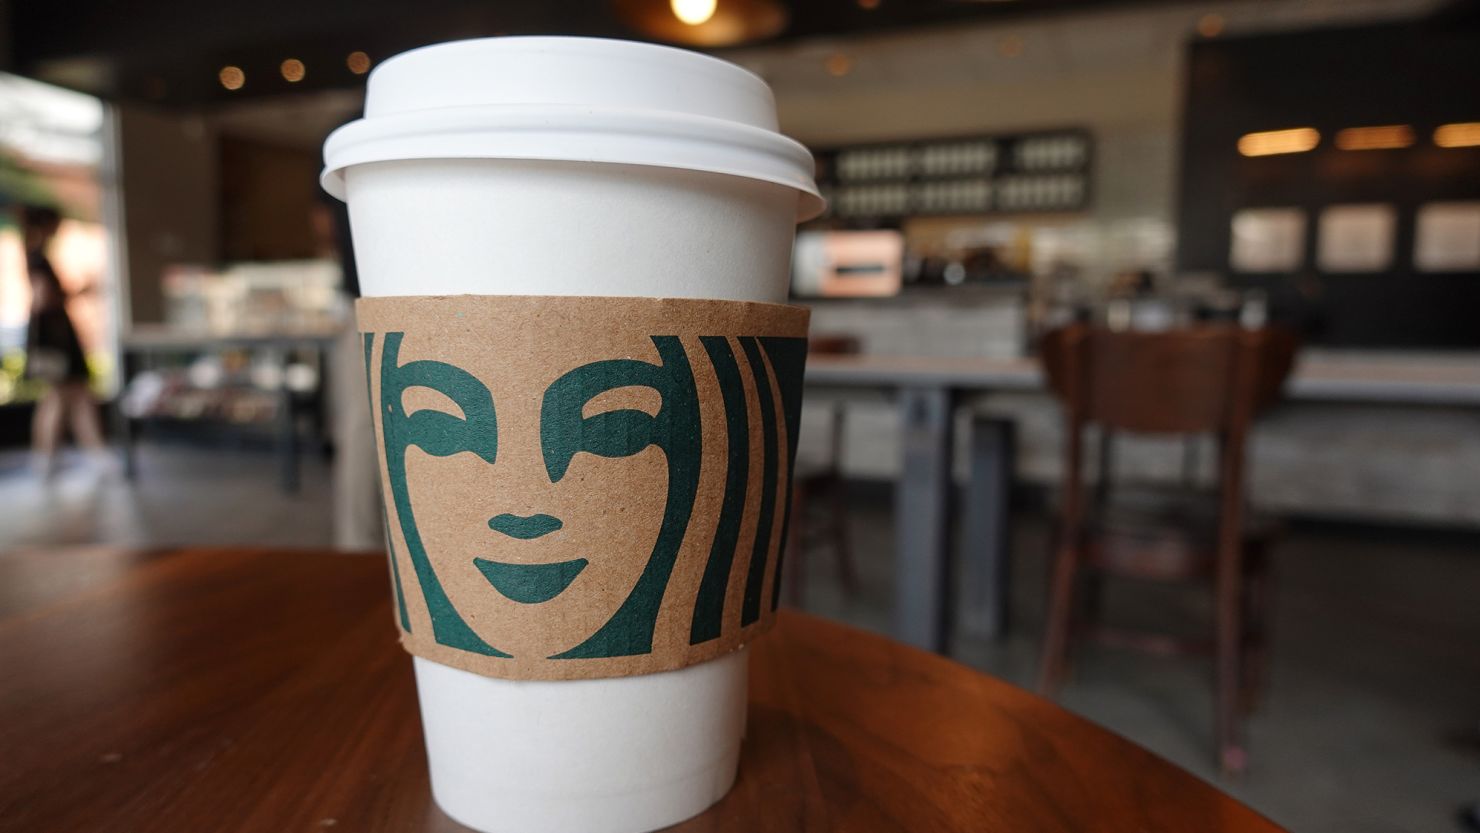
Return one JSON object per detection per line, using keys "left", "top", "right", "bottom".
{"left": 0, "top": 547, "right": 1283, "bottom": 833}
{"left": 804, "top": 351, "right": 1480, "bottom": 652}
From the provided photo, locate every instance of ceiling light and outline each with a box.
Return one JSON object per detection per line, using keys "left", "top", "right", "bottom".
{"left": 1237, "top": 128, "right": 1319, "bottom": 157}
{"left": 671, "top": 0, "right": 717, "bottom": 25}
{"left": 280, "top": 59, "right": 305, "bottom": 83}
{"left": 1434, "top": 122, "right": 1480, "bottom": 148}
{"left": 346, "top": 51, "right": 372, "bottom": 75}
{"left": 858, "top": 0, "right": 881, "bottom": 8}
{"left": 825, "top": 53, "right": 854, "bottom": 77}
{"left": 1197, "top": 13, "right": 1225, "bottom": 38}
{"left": 1335, "top": 125, "right": 1414, "bottom": 151}
{"left": 219, "top": 66, "right": 245, "bottom": 91}
{"left": 614, "top": 0, "right": 787, "bottom": 47}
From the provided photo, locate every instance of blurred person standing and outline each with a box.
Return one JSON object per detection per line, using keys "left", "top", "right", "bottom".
{"left": 20, "top": 204, "right": 108, "bottom": 477}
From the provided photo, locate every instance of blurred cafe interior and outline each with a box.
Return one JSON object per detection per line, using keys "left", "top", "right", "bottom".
{"left": 2, "top": 1, "right": 1479, "bottom": 831}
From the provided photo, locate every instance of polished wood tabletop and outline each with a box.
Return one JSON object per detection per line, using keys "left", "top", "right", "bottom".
{"left": 0, "top": 547, "right": 1284, "bottom": 832}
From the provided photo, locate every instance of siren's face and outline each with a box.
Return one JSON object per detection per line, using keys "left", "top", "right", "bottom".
{"left": 394, "top": 334, "right": 673, "bottom": 659}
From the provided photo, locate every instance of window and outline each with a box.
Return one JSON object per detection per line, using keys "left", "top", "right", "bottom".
{"left": 0, "top": 73, "right": 114, "bottom": 404}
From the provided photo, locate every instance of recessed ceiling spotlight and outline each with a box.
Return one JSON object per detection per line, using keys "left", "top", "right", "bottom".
{"left": 1197, "top": 13, "right": 1225, "bottom": 38}
{"left": 671, "top": 0, "right": 717, "bottom": 25}
{"left": 825, "top": 52, "right": 855, "bottom": 77}
{"left": 219, "top": 66, "right": 245, "bottom": 90}
{"left": 612, "top": 0, "right": 788, "bottom": 47}
{"left": 280, "top": 59, "right": 306, "bottom": 83}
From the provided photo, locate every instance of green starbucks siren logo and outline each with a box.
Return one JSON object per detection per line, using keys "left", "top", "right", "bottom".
{"left": 368, "top": 330, "right": 805, "bottom": 663}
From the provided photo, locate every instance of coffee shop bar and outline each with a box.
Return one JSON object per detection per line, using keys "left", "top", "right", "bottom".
{"left": 1, "top": 3, "right": 1478, "bottom": 833}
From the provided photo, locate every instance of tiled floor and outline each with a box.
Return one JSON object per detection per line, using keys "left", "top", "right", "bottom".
{"left": 2, "top": 444, "right": 1477, "bottom": 833}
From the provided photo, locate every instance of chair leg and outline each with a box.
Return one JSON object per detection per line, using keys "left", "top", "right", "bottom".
{"left": 1037, "top": 543, "right": 1081, "bottom": 696}
{"left": 1083, "top": 573, "right": 1105, "bottom": 626}
{"left": 1240, "top": 544, "right": 1272, "bottom": 715}
{"left": 830, "top": 479, "right": 858, "bottom": 596}
{"left": 1216, "top": 551, "right": 1247, "bottom": 775}
{"left": 785, "top": 482, "right": 808, "bottom": 607}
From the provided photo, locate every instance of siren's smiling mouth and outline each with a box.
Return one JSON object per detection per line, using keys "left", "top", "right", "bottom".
{"left": 473, "top": 558, "right": 589, "bottom": 604}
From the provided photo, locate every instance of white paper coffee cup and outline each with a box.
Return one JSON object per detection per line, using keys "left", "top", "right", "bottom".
{"left": 323, "top": 36, "right": 820, "bottom": 833}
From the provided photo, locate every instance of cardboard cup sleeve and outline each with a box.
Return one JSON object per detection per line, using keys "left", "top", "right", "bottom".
{"left": 357, "top": 295, "right": 810, "bottom": 681}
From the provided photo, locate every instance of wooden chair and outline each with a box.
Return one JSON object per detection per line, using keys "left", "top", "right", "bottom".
{"left": 1036, "top": 323, "right": 1297, "bottom": 775}
{"left": 784, "top": 335, "right": 860, "bottom": 605}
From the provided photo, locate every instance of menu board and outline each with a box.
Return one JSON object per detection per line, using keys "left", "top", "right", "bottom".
{"left": 814, "top": 129, "right": 1092, "bottom": 220}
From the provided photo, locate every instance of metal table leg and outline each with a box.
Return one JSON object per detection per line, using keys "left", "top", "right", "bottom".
{"left": 893, "top": 385, "right": 956, "bottom": 653}
{"left": 278, "top": 387, "right": 299, "bottom": 493}
{"left": 117, "top": 348, "right": 138, "bottom": 479}
{"left": 277, "top": 349, "right": 299, "bottom": 494}
{"left": 960, "top": 415, "right": 1016, "bottom": 640}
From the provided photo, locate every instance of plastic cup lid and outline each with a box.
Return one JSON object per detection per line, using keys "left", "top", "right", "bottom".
{"left": 322, "top": 36, "right": 823, "bottom": 220}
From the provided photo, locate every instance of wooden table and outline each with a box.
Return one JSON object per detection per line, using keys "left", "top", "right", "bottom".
{"left": 0, "top": 547, "right": 1283, "bottom": 833}
{"left": 804, "top": 351, "right": 1480, "bottom": 652}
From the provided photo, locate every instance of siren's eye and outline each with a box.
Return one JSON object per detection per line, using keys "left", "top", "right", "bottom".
{"left": 541, "top": 360, "right": 667, "bottom": 482}
{"left": 403, "top": 385, "right": 466, "bottom": 419}
{"left": 582, "top": 385, "right": 662, "bottom": 420}
{"left": 390, "top": 356, "right": 498, "bottom": 464}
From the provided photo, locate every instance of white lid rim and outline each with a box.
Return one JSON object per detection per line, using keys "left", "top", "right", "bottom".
{"left": 321, "top": 105, "right": 823, "bottom": 221}
{"left": 321, "top": 151, "right": 824, "bottom": 221}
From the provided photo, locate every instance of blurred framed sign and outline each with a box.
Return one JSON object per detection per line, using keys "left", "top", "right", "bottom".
{"left": 792, "top": 230, "right": 904, "bottom": 298}
{"left": 1415, "top": 202, "right": 1480, "bottom": 272}
{"left": 1318, "top": 204, "right": 1396, "bottom": 272}
{"left": 812, "top": 129, "right": 1092, "bottom": 220}
{"left": 1230, "top": 207, "right": 1305, "bottom": 272}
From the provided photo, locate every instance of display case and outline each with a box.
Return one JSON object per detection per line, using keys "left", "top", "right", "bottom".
{"left": 116, "top": 260, "right": 344, "bottom": 491}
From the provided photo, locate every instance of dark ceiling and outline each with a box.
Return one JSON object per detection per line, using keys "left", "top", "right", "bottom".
{"left": 5, "top": 0, "right": 1181, "bottom": 107}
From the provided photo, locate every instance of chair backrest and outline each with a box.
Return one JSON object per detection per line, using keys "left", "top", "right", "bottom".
{"left": 1038, "top": 323, "right": 1298, "bottom": 551}
{"left": 1040, "top": 325, "right": 1296, "bottom": 435}
{"left": 807, "top": 334, "right": 861, "bottom": 462}
{"left": 808, "top": 334, "right": 861, "bottom": 356}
